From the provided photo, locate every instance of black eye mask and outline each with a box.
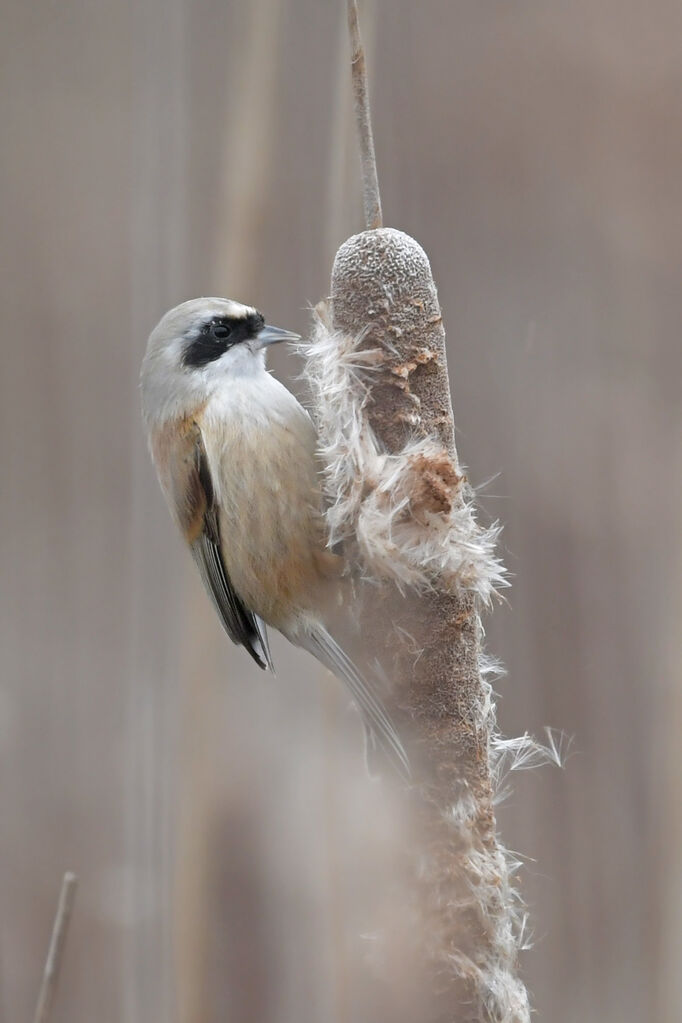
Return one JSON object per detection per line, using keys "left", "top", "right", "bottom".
{"left": 183, "top": 312, "right": 265, "bottom": 369}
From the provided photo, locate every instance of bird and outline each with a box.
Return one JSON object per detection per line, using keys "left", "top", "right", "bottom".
{"left": 140, "top": 297, "right": 408, "bottom": 780}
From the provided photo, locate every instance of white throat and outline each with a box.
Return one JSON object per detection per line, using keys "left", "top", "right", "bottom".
{"left": 141, "top": 338, "right": 268, "bottom": 428}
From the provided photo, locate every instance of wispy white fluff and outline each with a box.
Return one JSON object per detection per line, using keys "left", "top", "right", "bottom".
{"left": 438, "top": 653, "right": 567, "bottom": 1022}
{"left": 492, "top": 727, "right": 568, "bottom": 777}
{"left": 491, "top": 728, "right": 569, "bottom": 807}
{"left": 300, "top": 310, "right": 507, "bottom": 604}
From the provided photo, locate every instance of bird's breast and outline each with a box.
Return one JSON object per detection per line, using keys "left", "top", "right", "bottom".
{"left": 200, "top": 380, "right": 337, "bottom": 627}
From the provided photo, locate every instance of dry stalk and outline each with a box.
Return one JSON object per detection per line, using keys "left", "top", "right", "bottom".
{"left": 32, "top": 872, "right": 78, "bottom": 1023}
{"left": 304, "top": 9, "right": 537, "bottom": 1015}
{"left": 346, "top": 0, "right": 382, "bottom": 230}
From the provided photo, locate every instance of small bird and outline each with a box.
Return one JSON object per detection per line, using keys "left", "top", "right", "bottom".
{"left": 141, "top": 297, "right": 408, "bottom": 779}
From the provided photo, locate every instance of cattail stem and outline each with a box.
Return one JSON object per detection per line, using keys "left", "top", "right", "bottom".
{"left": 306, "top": 6, "right": 538, "bottom": 1018}
{"left": 32, "top": 872, "right": 78, "bottom": 1023}
{"left": 346, "top": 0, "right": 383, "bottom": 230}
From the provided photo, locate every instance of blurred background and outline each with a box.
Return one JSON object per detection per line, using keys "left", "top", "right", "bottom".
{"left": 2, "top": 1, "right": 681, "bottom": 1020}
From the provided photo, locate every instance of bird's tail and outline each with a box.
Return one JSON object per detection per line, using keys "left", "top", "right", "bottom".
{"left": 301, "top": 625, "right": 410, "bottom": 782}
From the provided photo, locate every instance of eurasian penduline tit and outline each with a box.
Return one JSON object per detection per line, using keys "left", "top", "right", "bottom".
{"left": 141, "top": 297, "right": 408, "bottom": 779}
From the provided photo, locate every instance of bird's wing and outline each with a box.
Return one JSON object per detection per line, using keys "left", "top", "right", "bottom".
{"left": 154, "top": 418, "right": 273, "bottom": 671}
{"left": 302, "top": 626, "right": 410, "bottom": 782}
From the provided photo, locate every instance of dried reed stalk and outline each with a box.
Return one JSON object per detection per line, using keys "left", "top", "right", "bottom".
{"left": 32, "top": 872, "right": 78, "bottom": 1023}
{"left": 346, "top": 0, "right": 382, "bottom": 230}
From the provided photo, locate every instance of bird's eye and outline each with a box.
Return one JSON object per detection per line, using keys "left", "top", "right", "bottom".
{"left": 212, "top": 322, "right": 232, "bottom": 340}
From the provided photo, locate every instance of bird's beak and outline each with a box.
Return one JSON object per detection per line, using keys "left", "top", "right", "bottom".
{"left": 255, "top": 324, "right": 301, "bottom": 348}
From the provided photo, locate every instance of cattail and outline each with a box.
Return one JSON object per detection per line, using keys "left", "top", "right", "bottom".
{"left": 304, "top": 223, "right": 532, "bottom": 1021}
{"left": 301, "top": 8, "right": 552, "bottom": 1017}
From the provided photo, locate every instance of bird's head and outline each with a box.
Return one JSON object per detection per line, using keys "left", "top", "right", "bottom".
{"left": 141, "top": 297, "right": 300, "bottom": 425}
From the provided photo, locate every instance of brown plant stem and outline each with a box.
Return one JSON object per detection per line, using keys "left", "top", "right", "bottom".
{"left": 346, "top": 0, "right": 383, "bottom": 230}
{"left": 32, "top": 872, "right": 78, "bottom": 1023}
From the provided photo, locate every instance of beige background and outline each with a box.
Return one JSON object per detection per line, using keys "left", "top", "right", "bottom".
{"left": 2, "top": 1, "right": 681, "bottom": 1021}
